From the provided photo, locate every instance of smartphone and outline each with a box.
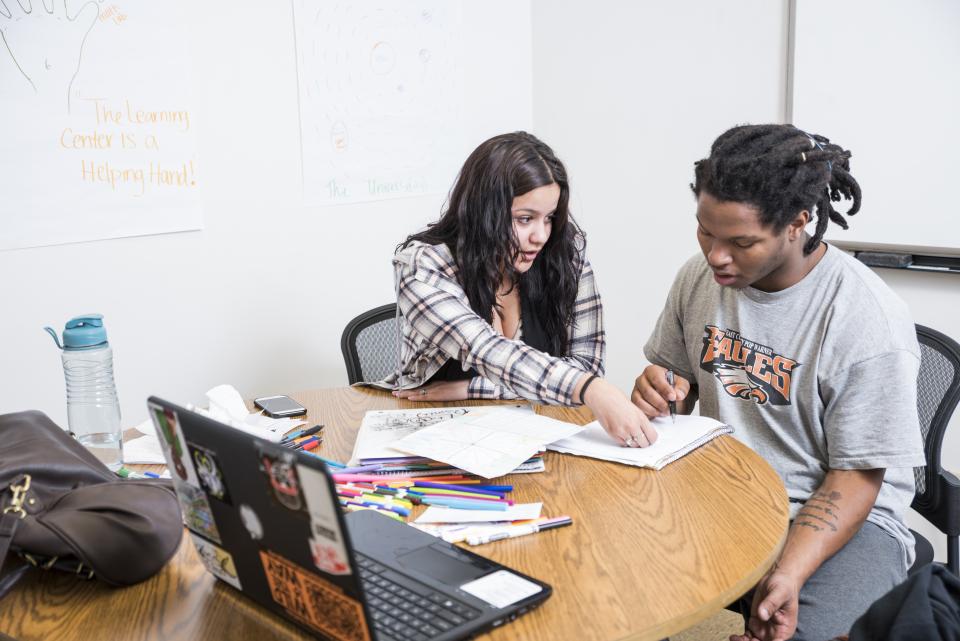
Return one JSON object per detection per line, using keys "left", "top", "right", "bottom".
{"left": 254, "top": 395, "right": 308, "bottom": 418}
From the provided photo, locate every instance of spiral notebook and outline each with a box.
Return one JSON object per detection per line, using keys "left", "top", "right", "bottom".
{"left": 546, "top": 415, "right": 732, "bottom": 470}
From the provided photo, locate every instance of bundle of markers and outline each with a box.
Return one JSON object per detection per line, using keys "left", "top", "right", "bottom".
{"left": 332, "top": 477, "right": 516, "bottom": 522}
{"left": 279, "top": 424, "right": 324, "bottom": 452}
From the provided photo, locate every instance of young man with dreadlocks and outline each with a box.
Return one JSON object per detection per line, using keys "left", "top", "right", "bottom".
{"left": 632, "top": 124, "right": 925, "bottom": 641}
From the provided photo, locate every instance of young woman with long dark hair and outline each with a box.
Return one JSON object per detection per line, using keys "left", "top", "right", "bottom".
{"left": 374, "top": 131, "right": 655, "bottom": 447}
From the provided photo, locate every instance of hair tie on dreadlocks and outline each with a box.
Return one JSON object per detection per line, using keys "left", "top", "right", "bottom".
{"left": 803, "top": 132, "right": 833, "bottom": 172}
{"left": 691, "top": 124, "right": 861, "bottom": 256}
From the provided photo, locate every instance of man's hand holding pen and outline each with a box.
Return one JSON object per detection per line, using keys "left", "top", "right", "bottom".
{"left": 631, "top": 365, "right": 694, "bottom": 420}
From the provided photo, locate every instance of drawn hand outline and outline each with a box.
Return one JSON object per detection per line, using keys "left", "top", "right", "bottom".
{"left": 0, "top": 0, "right": 99, "bottom": 112}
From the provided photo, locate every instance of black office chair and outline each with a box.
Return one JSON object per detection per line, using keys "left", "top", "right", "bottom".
{"left": 340, "top": 304, "right": 399, "bottom": 385}
{"left": 910, "top": 324, "right": 960, "bottom": 575}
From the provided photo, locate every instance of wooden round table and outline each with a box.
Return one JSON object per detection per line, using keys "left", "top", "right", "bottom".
{"left": 0, "top": 387, "right": 788, "bottom": 641}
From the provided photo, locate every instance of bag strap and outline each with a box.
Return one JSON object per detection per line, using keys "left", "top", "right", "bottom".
{"left": 0, "top": 512, "right": 18, "bottom": 577}
{"left": 0, "top": 474, "right": 31, "bottom": 598}
{"left": 0, "top": 512, "right": 30, "bottom": 599}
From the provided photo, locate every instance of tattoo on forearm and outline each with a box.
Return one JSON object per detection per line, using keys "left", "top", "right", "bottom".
{"left": 807, "top": 490, "right": 842, "bottom": 509}
{"left": 796, "top": 510, "right": 839, "bottom": 532}
{"left": 802, "top": 503, "right": 839, "bottom": 520}
{"left": 794, "top": 490, "right": 843, "bottom": 534}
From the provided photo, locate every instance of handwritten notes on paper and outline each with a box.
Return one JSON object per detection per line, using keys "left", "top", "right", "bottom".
{"left": 70, "top": 99, "right": 195, "bottom": 197}
{"left": 0, "top": 2, "right": 202, "bottom": 250}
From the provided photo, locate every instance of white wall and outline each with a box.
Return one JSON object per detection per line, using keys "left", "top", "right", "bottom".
{"left": 530, "top": 0, "right": 788, "bottom": 393}
{"left": 877, "top": 269, "right": 960, "bottom": 563}
{"left": 530, "top": 0, "right": 960, "bottom": 563}
{"left": 0, "top": 0, "right": 533, "bottom": 425}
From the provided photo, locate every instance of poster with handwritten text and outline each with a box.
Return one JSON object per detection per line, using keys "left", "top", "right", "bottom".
{"left": 292, "top": 1, "right": 464, "bottom": 205}
{"left": 0, "top": 1, "right": 202, "bottom": 251}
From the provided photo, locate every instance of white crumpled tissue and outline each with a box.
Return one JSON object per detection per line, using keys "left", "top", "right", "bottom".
{"left": 189, "top": 384, "right": 307, "bottom": 443}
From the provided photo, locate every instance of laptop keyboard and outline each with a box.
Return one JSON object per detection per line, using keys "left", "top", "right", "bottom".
{"left": 355, "top": 553, "right": 482, "bottom": 641}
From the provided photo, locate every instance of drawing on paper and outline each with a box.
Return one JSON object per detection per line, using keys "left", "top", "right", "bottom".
{"left": 366, "top": 407, "right": 469, "bottom": 432}
{"left": 0, "top": 0, "right": 100, "bottom": 113}
{"left": 292, "top": 1, "right": 465, "bottom": 204}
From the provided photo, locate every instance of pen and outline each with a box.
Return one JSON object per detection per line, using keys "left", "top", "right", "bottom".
{"left": 665, "top": 369, "right": 677, "bottom": 424}
{"left": 292, "top": 436, "right": 322, "bottom": 451}
{"left": 466, "top": 516, "right": 573, "bottom": 545}
{"left": 312, "top": 454, "right": 346, "bottom": 469}
{"left": 281, "top": 424, "right": 324, "bottom": 443}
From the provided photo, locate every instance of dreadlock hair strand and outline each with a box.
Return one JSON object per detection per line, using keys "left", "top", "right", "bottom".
{"left": 691, "top": 124, "right": 861, "bottom": 255}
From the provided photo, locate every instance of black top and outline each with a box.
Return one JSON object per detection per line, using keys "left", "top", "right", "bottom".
{"left": 430, "top": 287, "right": 553, "bottom": 383}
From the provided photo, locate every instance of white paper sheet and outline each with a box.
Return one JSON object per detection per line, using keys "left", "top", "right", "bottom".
{"left": 122, "top": 428, "right": 166, "bottom": 464}
{"left": 1, "top": 2, "right": 203, "bottom": 251}
{"left": 392, "top": 423, "right": 542, "bottom": 479}
{"left": 456, "top": 407, "right": 584, "bottom": 443}
{"left": 389, "top": 407, "right": 580, "bottom": 478}
{"left": 411, "top": 521, "right": 517, "bottom": 543}
{"left": 348, "top": 405, "right": 531, "bottom": 465}
{"left": 292, "top": 0, "right": 465, "bottom": 205}
{"left": 548, "top": 415, "right": 732, "bottom": 470}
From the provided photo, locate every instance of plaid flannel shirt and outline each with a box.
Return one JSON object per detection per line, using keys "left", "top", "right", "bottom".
{"left": 375, "top": 241, "right": 605, "bottom": 406}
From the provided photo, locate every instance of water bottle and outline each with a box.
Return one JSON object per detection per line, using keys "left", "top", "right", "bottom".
{"left": 44, "top": 314, "right": 123, "bottom": 470}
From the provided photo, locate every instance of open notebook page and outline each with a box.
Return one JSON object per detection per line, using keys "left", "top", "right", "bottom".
{"left": 547, "top": 415, "right": 733, "bottom": 470}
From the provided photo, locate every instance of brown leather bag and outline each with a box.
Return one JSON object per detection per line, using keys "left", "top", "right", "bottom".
{"left": 0, "top": 410, "right": 182, "bottom": 596}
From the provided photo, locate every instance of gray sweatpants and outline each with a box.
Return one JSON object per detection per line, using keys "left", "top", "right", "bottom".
{"left": 731, "top": 521, "right": 908, "bottom": 641}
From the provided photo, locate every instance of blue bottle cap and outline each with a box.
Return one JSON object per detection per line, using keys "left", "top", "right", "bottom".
{"left": 62, "top": 314, "right": 108, "bottom": 348}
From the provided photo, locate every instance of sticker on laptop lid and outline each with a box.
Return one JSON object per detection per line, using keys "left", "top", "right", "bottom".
{"left": 188, "top": 442, "right": 231, "bottom": 504}
{"left": 460, "top": 569, "right": 543, "bottom": 609}
{"left": 239, "top": 503, "right": 264, "bottom": 540}
{"left": 178, "top": 483, "right": 221, "bottom": 543}
{"left": 149, "top": 404, "right": 200, "bottom": 487}
{"left": 259, "top": 450, "right": 307, "bottom": 513}
{"left": 259, "top": 549, "right": 371, "bottom": 641}
{"left": 298, "top": 464, "right": 351, "bottom": 575}
{"left": 191, "top": 534, "right": 241, "bottom": 590}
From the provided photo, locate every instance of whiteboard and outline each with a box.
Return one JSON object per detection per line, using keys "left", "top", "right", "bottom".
{"left": 792, "top": 0, "right": 960, "bottom": 254}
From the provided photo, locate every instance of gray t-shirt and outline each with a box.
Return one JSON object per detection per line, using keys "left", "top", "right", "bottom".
{"left": 645, "top": 244, "right": 926, "bottom": 568}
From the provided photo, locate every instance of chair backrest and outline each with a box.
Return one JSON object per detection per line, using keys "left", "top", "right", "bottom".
{"left": 340, "top": 304, "right": 399, "bottom": 385}
{"left": 912, "top": 324, "right": 960, "bottom": 535}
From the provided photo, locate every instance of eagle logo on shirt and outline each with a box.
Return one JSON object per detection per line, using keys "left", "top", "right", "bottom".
{"left": 699, "top": 325, "right": 800, "bottom": 406}
{"left": 714, "top": 364, "right": 769, "bottom": 404}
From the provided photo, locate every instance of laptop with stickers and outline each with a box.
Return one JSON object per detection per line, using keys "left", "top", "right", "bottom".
{"left": 147, "top": 397, "right": 552, "bottom": 641}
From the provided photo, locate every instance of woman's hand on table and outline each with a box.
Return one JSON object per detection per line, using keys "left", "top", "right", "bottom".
{"left": 392, "top": 380, "right": 470, "bottom": 402}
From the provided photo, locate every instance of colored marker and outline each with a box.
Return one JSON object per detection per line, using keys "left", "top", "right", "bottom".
{"left": 421, "top": 496, "right": 508, "bottom": 511}
{"left": 344, "top": 504, "right": 404, "bottom": 521}
{"left": 314, "top": 455, "right": 346, "bottom": 469}
{"left": 281, "top": 424, "right": 325, "bottom": 443}
{"left": 300, "top": 439, "right": 321, "bottom": 452}
{"left": 466, "top": 517, "right": 573, "bottom": 545}
{"left": 337, "top": 464, "right": 385, "bottom": 474}
{"left": 413, "top": 481, "right": 506, "bottom": 497}
{"left": 292, "top": 436, "right": 322, "bottom": 451}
